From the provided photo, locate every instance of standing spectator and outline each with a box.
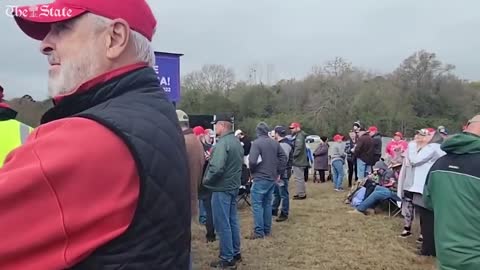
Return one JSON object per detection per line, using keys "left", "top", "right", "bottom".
{"left": 194, "top": 126, "right": 216, "bottom": 242}
{"left": 203, "top": 114, "right": 244, "bottom": 268}
{"left": 248, "top": 122, "right": 287, "bottom": 239}
{"left": 0, "top": 95, "right": 32, "bottom": 168}
{"left": 397, "top": 138, "right": 418, "bottom": 238}
{"left": 2, "top": 0, "right": 191, "bottom": 268}
{"left": 176, "top": 111, "right": 205, "bottom": 220}
{"left": 369, "top": 126, "right": 383, "bottom": 165}
{"left": 313, "top": 136, "right": 329, "bottom": 183}
{"left": 385, "top": 132, "right": 408, "bottom": 166}
{"left": 353, "top": 128, "right": 376, "bottom": 180}
{"left": 406, "top": 128, "right": 445, "bottom": 256}
{"left": 235, "top": 129, "right": 252, "bottom": 164}
{"left": 345, "top": 131, "right": 358, "bottom": 187}
{"left": 331, "top": 134, "right": 346, "bottom": 191}
{"left": 289, "top": 122, "right": 309, "bottom": 200}
{"left": 272, "top": 126, "right": 294, "bottom": 222}
{"left": 424, "top": 115, "right": 480, "bottom": 270}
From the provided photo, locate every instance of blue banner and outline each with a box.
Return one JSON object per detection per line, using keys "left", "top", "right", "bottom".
{"left": 154, "top": 52, "right": 182, "bottom": 102}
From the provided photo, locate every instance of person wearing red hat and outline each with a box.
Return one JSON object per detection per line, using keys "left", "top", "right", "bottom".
{"left": 385, "top": 131, "right": 408, "bottom": 166}
{"left": 1, "top": 1, "right": 191, "bottom": 269}
{"left": 289, "top": 122, "right": 309, "bottom": 200}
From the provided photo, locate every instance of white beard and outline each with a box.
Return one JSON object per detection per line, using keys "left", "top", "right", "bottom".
{"left": 48, "top": 41, "right": 101, "bottom": 97}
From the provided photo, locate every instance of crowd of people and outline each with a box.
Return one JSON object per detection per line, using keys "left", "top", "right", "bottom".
{"left": 182, "top": 113, "right": 480, "bottom": 269}
{"left": 0, "top": 0, "right": 479, "bottom": 269}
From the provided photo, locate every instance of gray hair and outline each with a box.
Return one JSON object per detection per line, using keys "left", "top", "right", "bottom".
{"left": 89, "top": 13, "right": 155, "bottom": 66}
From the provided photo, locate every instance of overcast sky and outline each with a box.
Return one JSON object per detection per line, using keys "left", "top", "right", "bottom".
{"left": 1, "top": 0, "right": 480, "bottom": 100}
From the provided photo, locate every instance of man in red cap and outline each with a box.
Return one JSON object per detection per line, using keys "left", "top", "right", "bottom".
{"left": 289, "top": 122, "right": 309, "bottom": 199}
{"left": 1, "top": 1, "right": 191, "bottom": 269}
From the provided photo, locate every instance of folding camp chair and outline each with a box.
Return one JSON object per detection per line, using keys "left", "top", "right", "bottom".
{"left": 237, "top": 164, "right": 252, "bottom": 207}
{"left": 388, "top": 198, "right": 402, "bottom": 217}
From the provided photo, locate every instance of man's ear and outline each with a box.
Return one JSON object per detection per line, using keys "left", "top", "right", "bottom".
{"left": 105, "top": 19, "right": 130, "bottom": 60}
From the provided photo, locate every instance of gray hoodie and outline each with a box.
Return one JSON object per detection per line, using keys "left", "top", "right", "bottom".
{"left": 330, "top": 142, "right": 346, "bottom": 163}
{"left": 249, "top": 122, "right": 288, "bottom": 180}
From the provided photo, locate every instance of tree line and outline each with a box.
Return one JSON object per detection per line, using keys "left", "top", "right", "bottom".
{"left": 178, "top": 50, "right": 480, "bottom": 138}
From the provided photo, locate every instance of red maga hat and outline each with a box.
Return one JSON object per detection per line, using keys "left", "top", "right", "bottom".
{"left": 12, "top": 0, "right": 157, "bottom": 41}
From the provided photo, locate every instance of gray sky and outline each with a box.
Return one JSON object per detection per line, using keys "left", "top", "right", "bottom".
{"left": 2, "top": 0, "right": 480, "bottom": 100}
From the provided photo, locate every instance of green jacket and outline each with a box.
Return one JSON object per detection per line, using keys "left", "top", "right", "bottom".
{"left": 203, "top": 131, "right": 244, "bottom": 192}
{"left": 292, "top": 130, "right": 309, "bottom": 167}
{"left": 424, "top": 132, "right": 480, "bottom": 270}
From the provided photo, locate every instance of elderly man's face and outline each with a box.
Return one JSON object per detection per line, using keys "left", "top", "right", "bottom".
{"left": 40, "top": 14, "right": 108, "bottom": 97}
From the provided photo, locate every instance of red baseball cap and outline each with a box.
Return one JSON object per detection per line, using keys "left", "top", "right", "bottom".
{"left": 12, "top": 0, "right": 157, "bottom": 41}
{"left": 289, "top": 122, "right": 301, "bottom": 129}
{"left": 368, "top": 126, "right": 378, "bottom": 133}
{"left": 333, "top": 134, "right": 344, "bottom": 142}
{"left": 394, "top": 131, "right": 403, "bottom": 138}
{"left": 192, "top": 126, "right": 206, "bottom": 137}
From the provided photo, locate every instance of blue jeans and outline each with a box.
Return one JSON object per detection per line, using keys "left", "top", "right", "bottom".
{"left": 357, "top": 186, "right": 401, "bottom": 212}
{"left": 272, "top": 178, "right": 289, "bottom": 216}
{"left": 211, "top": 190, "right": 241, "bottom": 262}
{"left": 356, "top": 158, "right": 372, "bottom": 179}
{"left": 332, "top": 160, "right": 344, "bottom": 189}
{"left": 251, "top": 178, "right": 276, "bottom": 237}
{"left": 198, "top": 199, "right": 207, "bottom": 225}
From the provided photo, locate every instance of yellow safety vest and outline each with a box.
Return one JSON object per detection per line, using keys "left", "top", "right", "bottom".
{"left": 0, "top": 120, "right": 32, "bottom": 167}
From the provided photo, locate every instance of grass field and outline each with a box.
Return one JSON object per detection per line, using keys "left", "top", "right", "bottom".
{"left": 192, "top": 181, "right": 436, "bottom": 270}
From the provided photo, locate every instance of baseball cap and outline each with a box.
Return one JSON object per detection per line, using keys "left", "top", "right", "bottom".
{"left": 415, "top": 128, "right": 431, "bottom": 136}
{"left": 437, "top": 126, "right": 448, "bottom": 135}
{"left": 333, "top": 134, "right": 344, "bottom": 142}
{"left": 176, "top": 110, "right": 189, "bottom": 123}
{"left": 289, "top": 122, "right": 301, "bottom": 129}
{"left": 212, "top": 113, "right": 234, "bottom": 124}
{"left": 394, "top": 131, "right": 403, "bottom": 138}
{"left": 368, "top": 126, "right": 378, "bottom": 133}
{"left": 234, "top": 129, "right": 243, "bottom": 137}
{"left": 12, "top": 0, "right": 157, "bottom": 41}
{"left": 274, "top": 126, "right": 287, "bottom": 137}
{"left": 192, "top": 126, "right": 205, "bottom": 136}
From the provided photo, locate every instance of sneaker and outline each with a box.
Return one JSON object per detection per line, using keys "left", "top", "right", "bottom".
{"left": 292, "top": 195, "right": 307, "bottom": 200}
{"left": 210, "top": 260, "right": 237, "bottom": 269}
{"left": 400, "top": 230, "right": 412, "bottom": 238}
{"left": 272, "top": 210, "right": 278, "bottom": 217}
{"left": 206, "top": 236, "right": 216, "bottom": 243}
{"left": 276, "top": 214, "right": 288, "bottom": 222}
{"left": 233, "top": 254, "right": 242, "bottom": 264}
{"left": 245, "top": 233, "right": 264, "bottom": 240}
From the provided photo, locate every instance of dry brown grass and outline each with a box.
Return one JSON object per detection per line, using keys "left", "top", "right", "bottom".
{"left": 192, "top": 181, "right": 436, "bottom": 270}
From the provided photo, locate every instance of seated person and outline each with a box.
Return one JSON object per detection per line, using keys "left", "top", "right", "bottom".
{"left": 349, "top": 161, "right": 400, "bottom": 215}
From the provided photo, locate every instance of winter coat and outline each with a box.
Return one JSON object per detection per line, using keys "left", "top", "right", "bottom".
{"left": 424, "top": 132, "right": 480, "bottom": 270}
{"left": 292, "top": 130, "right": 309, "bottom": 167}
{"left": 313, "top": 143, "right": 329, "bottom": 171}
{"left": 406, "top": 142, "right": 446, "bottom": 195}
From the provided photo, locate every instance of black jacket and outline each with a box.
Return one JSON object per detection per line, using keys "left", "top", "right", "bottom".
{"left": 42, "top": 66, "right": 191, "bottom": 270}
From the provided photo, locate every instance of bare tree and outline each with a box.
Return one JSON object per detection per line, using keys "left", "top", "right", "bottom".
{"left": 182, "top": 64, "right": 235, "bottom": 94}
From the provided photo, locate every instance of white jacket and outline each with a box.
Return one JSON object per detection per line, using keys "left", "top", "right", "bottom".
{"left": 405, "top": 143, "right": 446, "bottom": 194}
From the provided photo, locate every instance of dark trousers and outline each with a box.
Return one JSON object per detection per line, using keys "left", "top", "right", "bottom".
{"left": 347, "top": 158, "right": 358, "bottom": 187}
{"left": 313, "top": 170, "right": 326, "bottom": 183}
{"left": 418, "top": 206, "right": 436, "bottom": 256}
{"left": 200, "top": 191, "right": 215, "bottom": 240}
{"left": 304, "top": 167, "right": 309, "bottom": 182}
